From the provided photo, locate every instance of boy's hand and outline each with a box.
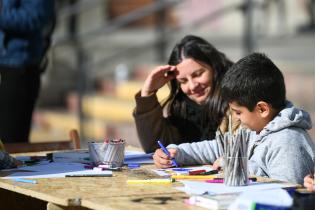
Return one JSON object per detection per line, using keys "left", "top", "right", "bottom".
{"left": 212, "top": 157, "right": 224, "bottom": 170}
{"left": 304, "top": 174, "right": 315, "bottom": 192}
{"left": 153, "top": 148, "right": 177, "bottom": 168}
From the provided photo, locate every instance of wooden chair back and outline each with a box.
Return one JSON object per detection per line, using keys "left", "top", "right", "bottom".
{"left": 3, "top": 129, "right": 81, "bottom": 153}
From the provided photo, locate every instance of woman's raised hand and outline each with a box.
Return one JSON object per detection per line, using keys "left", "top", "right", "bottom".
{"left": 141, "top": 65, "right": 176, "bottom": 97}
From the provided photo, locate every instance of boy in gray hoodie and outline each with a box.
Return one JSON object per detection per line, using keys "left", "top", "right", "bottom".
{"left": 153, "top": 53, "right": 315, "bottom": 184}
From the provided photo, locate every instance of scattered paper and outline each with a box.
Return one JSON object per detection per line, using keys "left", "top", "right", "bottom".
{"left": 1, "top": 150, "right": 152, "bottom": 179}
{"left": 152, "top": 166, "right": 214, "bottom": 177}
{"left": 177, "top": 180, "right": 287, "bottom": 195}
{"left": 0, "top": 161, "right": 111, "bottom": 179}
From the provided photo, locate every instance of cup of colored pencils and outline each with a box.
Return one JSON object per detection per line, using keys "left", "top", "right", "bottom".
{"left": 88, "top": 139, "right": 125, "bottom": 167}
{"left": 221, "top": 115, "right": 249, "bottom": 186}
{"left": 223, "top": 128, "right": 249, "bottom": 186}
{"left": 224, "top": 156, "right": 248, "bottom": 186}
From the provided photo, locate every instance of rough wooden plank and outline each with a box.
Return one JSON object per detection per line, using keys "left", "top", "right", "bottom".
{"left": 0, "top": 164, "right": 187, "bottom": 209}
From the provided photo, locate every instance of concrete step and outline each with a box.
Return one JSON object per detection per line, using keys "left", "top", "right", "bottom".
{"left": 31, "top": 110, "right": 141, "bottom": 147}
{"left": 83, "top": 81, "right": 170, "bottom": 122}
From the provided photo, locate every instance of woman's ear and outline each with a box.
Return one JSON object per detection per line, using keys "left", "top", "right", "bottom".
{"left": 256, "top": 101, "right": 270, "bottom": 118}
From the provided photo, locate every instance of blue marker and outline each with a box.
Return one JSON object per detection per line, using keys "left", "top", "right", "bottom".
{"left": 172, "top": 168, "right": 190, "bottom": 171}
{"left": 12, "top": 178, "right": 37, "bottom": 184}
{"left": 157, "top": 140, "right": 178, "bottom": 167}
{"left": 128, "top": 163, "right": 140, "bottom": 169}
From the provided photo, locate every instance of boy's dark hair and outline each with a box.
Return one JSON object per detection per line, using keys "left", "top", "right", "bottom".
{"left": 221, "top": 53, "right": 286, "bottom": 111}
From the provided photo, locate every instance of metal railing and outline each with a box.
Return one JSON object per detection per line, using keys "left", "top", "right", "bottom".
{"left": 54, "top": 0, "right": 181, "bottom": 146}
{"left": 52, "top": 0, "right": 259, "bottom": 146}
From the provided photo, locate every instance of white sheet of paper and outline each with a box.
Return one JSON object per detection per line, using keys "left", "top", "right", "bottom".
{"left": 178, "top": 180, "right": 287, "bottom": 195}
{"left": 152, "top": 166, "right": 214, "bottom": 177}
{"left": 1, "top": 161, "right": 112, "bottom": 179}
{"left": 228, "top": 189, "right": 293, "bottom": 210}
{"left": 124, "top": 152, "right": 153, "bottom": 164}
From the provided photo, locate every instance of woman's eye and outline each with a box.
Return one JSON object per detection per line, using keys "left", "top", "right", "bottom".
{"left": 178, "top": 80, "right": 187, "bottom": 84}
{"left": 197, "top": 71, "right": 203, "bottom": 76}
{"left": 194, "top": 69, "right": 205, "bottom": 77}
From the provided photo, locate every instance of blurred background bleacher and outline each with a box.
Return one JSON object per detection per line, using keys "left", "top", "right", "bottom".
{"left": 31, "top": 0, "right": 315, "bottom": 148}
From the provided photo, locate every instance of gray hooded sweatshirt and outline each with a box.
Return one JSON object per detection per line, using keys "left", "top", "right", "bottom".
{"left": 167, "top": 101, "right": 315, "bottom": 184}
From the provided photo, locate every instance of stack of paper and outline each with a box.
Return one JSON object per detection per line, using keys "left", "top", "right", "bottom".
{"left": 188, "top": 193, "right": 238, "bottom": 210}
{"left": 177, "top": 180, "right": 287, "bottom": 195}
{"left": 152, "top": 166, "right": 214, "bottom": 177}
{"left": 228, "top": 189, "right": 293, "bottom": 210}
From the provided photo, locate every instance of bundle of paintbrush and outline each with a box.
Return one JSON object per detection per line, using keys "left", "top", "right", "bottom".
{"left": 88, "top": 139, "right": 125, "bottom": 167}
{"left": 217, "top": 114, "right": 250, "bottom": 186}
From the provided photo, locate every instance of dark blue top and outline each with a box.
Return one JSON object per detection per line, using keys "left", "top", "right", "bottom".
{"left": 0, "top": 0, "right": 55, "bottom": 69}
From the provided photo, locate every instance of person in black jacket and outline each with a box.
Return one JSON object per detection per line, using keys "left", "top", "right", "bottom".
{"left": 0, "top": 0, "right": 55, "bottom": 143}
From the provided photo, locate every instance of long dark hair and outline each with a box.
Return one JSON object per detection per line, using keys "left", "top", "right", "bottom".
{"left": 163, "top": 35, "right": 233, "bottom": 138}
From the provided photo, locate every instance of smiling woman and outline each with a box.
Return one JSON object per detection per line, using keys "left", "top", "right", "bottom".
{"left": 133, "top": 35, "right": 234, "bottom": 153}
{"left": 176, "top": 58, "right": 213, "bottom": 105}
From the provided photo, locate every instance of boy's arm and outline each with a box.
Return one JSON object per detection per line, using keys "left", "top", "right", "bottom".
{"left": 0, "top": 151, "right": 17, "bottom": 169}
{"left": 167, "top": 139, "right": 222, "bottom": 166}
{"left": 265, "top": 132, "right": 313, "bottom": 184}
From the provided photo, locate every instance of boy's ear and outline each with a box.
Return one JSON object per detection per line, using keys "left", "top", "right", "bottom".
{"left": 256, "top": 101, "right": 270, "bottom": 118}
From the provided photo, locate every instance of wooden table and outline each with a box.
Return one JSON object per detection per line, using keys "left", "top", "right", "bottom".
{"left": 0, "top": 150, "right": 300, "bottom": 210}
{"left": 0, "top": 155, "right": 204, "bottom": 210}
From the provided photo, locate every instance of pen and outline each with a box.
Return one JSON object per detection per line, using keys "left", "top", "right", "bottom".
{"left": 157, "top": 140, "right": 178, "bottom": 167}
{"left": 200, "top": 170, "right": 219, "bottom": 175}
{"left": 213, "top": 177, "right": 257, "bottom": 182}
{"left": 171, "top": 175, "right": 217, "bottom": 180}
{"left": 127, "top": 178, "right": 174, "bottom": 184}
{"left": 22, "top": 159, "right": 41, "bottom": 166}
{"left": 206, "top": 179, "right": 224, "bottom": 183}
{"left": 65, "top": 174, "right": 113, "bottom": 177}
{"left": 127, "top": 163, "right": 140, "bottom": 169}
{"left": 12, "top": 178, "right": 37, "bottom": 184}
{"left": 189, "top": 170, "right": 206, "bottom": 175}
{"left": 97, "top": 164, "right": 122, "bottom": 171}
{"left": 172, "top": 168, "right": 190, "bottom": 172}
{"left": 248, "top": 177, "right": 257, "bottom": 182}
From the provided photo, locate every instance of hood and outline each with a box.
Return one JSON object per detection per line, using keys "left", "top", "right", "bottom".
{"left": 258, "top": 101, "right": 312, "bottom": 139}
